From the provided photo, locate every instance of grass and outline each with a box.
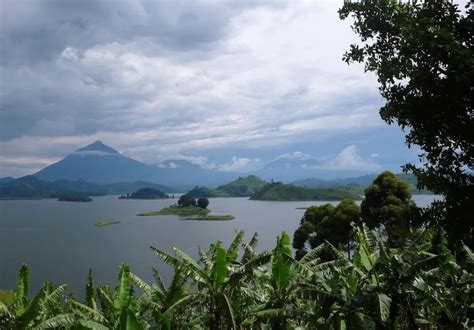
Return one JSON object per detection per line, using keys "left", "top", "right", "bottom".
{"left": 137, "top": 205, "right": 210, "bottom": 217}
{"left": 0, "top": 290, "right": 15, "bottom": 306}
{"left": 183, "top": 215, "right": 235, "bottom": 221}
{"left": 95, "top": 220, "right": 121, "bottom": 227}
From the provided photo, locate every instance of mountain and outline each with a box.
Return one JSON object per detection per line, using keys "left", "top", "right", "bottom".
{"left": 0, "top": 176, "right": 62, "bottom": 198}
{"left": 254, "top": 152, "right": 369, "bottom": 182}
{"left": 293, "top": 173, "right": 432, "bottom": 194}
{"left": 0, "top": 177, "right": 14, "bottom": 184}
{"left": 33, "top": 141, "right": 238, "bottom": 186}
{"left": 0, "top": 175, "right": 175, "bottom": 199}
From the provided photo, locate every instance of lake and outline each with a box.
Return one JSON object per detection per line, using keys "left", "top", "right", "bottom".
{"left": 0, "top": 195, "right": 439, "bottom": 295}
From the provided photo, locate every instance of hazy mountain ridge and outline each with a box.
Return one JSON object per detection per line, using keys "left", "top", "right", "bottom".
{"left": 0, "top": 176, "right": 175, "bottom": 199}
{"left": 292, "top": 173, "right": 432, "bottom": 194}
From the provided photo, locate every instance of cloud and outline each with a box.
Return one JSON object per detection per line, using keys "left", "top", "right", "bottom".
{"left": 321, "top": 145, "right": 382, "bottom": 171}
{"left": 0, "top": 1, "right": 411, "bottom": 177}
{"left": 217, "top": 157, "right": 261, "bottom": 172}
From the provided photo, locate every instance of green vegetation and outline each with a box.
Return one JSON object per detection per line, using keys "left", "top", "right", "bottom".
{"left": 361, "top": 171, "right": 414, "bottom": 247}
{"left": 184, "top": 215, "right": 234, "bottom": 221}
{"left": 215, "top": 175, "right": 267, "bottom": 197}
{"left": 187, "top": 186, "right": 216, "bottom": 198}
{"left": 187, "top": 176, "right": 268, "bottom": 198}
{"left": 57, "top": 192, "right": 92, "bottom": 202}
{"left": 137, "top": 205, "right": 210, "bottom": 217}
{"left": 177, "top": 194, "right": 197, "bottom": 207}
{"left": 197, "top": 197, "right": 209, "bottom": 209}
{"left": 250, "top": 182, "right": 361, "bottom": 201}
{"left": 118, "top": 187, "right": 168, "bottom": 199}
{"left": 339, "top": 1, "right": 473, "bottom": 250}
{"left": 95, "top": 220, "right": 121, "bottom": 227}
{"left": 1, "top": 229, "right": 472, "bottom": 328}
{"left": 0, "top": 290, "right": 14, "bottom": 307}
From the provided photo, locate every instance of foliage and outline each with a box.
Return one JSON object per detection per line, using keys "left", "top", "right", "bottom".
{"left": 293, "top": 199, "right": 361, "bottom": 259}
{"left": 250, "top": 182, "right": 361, "bottom": 201}
{"left": 361, "top": 171, "right": 415, "bottom": 246}
{"left": 137, "top": 205, "right": 209, "bottom": 217}
{"left": 215, "top": 175, "right": 267, "bottom": 197}
{"left": 197, "top": 197, "right": 209, "bottom": 209}
{"left": 119, "top": 188, "right": 167, "bottom": 199}
{"left": 187, "top": 186, "right": 216, "bottom": 198}
{"left": 57, "top": 192, "right": 92, "bottom": 202}
{"left": 339, "top": 1, "right": 473, "bottom": 249}
{"left": 177, "top": 194, "right": 196, "bottom": 207}
{"left": 1, "top": 228, "right": 472, "bottom": 329}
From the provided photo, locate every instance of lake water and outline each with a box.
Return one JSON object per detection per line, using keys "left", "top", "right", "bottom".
{"left": 0, "top": 195, "right": 439, "bottom": 295}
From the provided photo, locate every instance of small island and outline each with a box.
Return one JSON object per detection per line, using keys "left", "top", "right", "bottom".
{"left": 137, "top": 194, "right": 234, "bottom": 221}
{"left": 119, "top": 188, "right": 168, "bottom": 199}
{"left": 95, "top": 220, "right": 121, "bottom": 227}
{"left": 57, "top": 192, "right": 92, "bottom": 202}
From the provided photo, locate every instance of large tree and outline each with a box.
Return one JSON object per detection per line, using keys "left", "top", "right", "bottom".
{"left": 339, "top": 1, "right": 473, "bottom": 249}
{"left": 361, "top": 171, "right": 414, "bottom": 246}
{"left": 293, "top": 200, "right": 360, "bottom": 259}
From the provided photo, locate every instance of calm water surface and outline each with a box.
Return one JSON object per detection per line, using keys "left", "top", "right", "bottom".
{"left": 0, "top": 195, "right": 439, "bottom": 295}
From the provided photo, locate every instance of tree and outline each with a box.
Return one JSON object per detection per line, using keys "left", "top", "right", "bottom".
{"left": 177, "top": 194, "right": 196, "bottom": 207}
{"left": 197, "top": 197, "right": 209, "bottom": 209}
{"left": 339, "top": 1, "right": 473, "bottom": 249}
{"left": 361, "top": 171, "right": 414, "bottom": 246}
{"left": 293, "top": 200, "right": 360, "bottom": 259}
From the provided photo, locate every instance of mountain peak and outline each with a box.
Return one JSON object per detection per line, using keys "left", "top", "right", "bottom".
{"left": 76, "top": 141, "right": 119, "bottom": 154}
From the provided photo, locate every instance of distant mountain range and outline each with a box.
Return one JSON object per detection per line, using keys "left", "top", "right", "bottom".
{"left": 33, "top": 141, "right": 237, "bottom": 186}
{"left": 292, "top": 173, "right": 431, "bottom": 194}
{"left": 0, "top": 141, "right": 431, "bottom": 199}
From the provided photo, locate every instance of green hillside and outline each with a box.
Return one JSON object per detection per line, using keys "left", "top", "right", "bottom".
{"left": 187, "top": 175, "right": 267, "bottom": 198}
{"left": 250, "top": 182, "right": 361, "bottom": 201}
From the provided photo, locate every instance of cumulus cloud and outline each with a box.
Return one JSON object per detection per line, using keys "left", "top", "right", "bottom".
{"left": 217, "top": 157, "right": 261, "bottom": 172}
{"left": 321, "top": 145, "right": 382, "bottom": 171}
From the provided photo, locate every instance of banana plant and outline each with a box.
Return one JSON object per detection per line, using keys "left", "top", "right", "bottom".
{"left": 0, "top": 264, "right": 75, "bottom": 329}
{"left": 151, "top": 230, "right": 271, "bottom": 329}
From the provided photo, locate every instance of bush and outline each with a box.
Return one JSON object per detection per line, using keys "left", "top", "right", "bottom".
{"left": 197, "top": 197, "right": 209, "bottom": 209}
{"left": 177, "top": 194, "right": 196, "bottom": 207}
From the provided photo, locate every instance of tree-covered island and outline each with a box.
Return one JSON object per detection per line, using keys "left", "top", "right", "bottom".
{"left": 57, "top": 192, "right": 92, "bottom": 202}
{"left": 137, "top": 194, "right": 234, "bottom": 221}
{"left": 119, "top": 187, "right": 168, "bottom": 199}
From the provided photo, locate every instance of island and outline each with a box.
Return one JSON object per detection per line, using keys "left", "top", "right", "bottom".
{"left": 119, "top": 187, "right": 168, "bottom": 199}
{"left": 95, "top": 220, "right": 121, "bottom": 227}
{"left": 250, "top": 182, "right": 361, "bottom": 201}
{"left": 137, "top": 194, "right": 234, "bottom": 221}
{"left": 57, "top": 192, "right": 92, "bottom": 202}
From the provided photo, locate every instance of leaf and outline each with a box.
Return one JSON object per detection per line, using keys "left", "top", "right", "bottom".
{"left": 213, "top": 241, "right": 228, "bottom": 286}
{"left": 223, "top": 293, "right": 237, "bottom": 330}
{"left": 227, "top": 230, "right": 244, "bottom": 261}
{"left": 40, "top": 284, "right": 67, "bottom": 313}
{"left": 377, "top": 293, "right": 391, "bottom": 323}
{"left": 78, "top": 319, "right": 110, "bottom": 330}
{"left": 115, "top": 264, "right": 131, "bottom": 311}
{"left": 272, "top": 233, "right": 291, "bottom": 289}
{"left": 71, "top": 301, "right": 107, "bottom": 323}
{"left": 35, "top": 313, "right": 76, "bottom": 329}
{"left": 125, "top": 309, "right": 144, "bottom": 330}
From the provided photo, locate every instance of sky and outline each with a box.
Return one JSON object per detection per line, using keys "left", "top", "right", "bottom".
{"left": 0, "top": 0, "right": 423, "bottom": 178}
